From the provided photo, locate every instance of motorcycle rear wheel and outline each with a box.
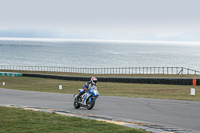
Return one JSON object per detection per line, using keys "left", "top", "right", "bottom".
{"left": 74, "top": 99, "right": 81, "bottom": 109}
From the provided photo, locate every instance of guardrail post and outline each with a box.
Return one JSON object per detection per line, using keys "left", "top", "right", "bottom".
{"left": 138, "top": 67, "right": 140, "bottom": 74}
{"left": 162, "top": 67, "right": 164, "bottom": 74}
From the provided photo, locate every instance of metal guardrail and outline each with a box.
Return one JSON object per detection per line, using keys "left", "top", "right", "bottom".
{"left": 0, "top": 65, "right": 200, "bottom": 75}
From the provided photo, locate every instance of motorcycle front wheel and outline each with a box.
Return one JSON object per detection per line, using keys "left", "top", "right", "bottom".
{"left": 86, "top": 98, "right": 95, "bottom": 110}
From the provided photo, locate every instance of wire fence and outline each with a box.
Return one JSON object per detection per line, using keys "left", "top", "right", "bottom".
{"left": 0, "top": 65, "right": 200, "bottom": 75}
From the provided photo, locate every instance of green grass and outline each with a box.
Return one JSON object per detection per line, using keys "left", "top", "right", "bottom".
{"left": 0, "top": 76, "right": 200, "bottom": 101}
{"left": 0, "top": 106, "right": 147, "bottom": 133}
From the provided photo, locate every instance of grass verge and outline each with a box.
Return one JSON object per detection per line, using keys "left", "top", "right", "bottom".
{"left": 0, "top": 106, "right": 147, "bottom": 133}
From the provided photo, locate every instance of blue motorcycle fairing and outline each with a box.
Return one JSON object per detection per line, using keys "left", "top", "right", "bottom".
{"left": 82, "top": 94, "right": 88, "bottom": 103}
{"left": 90, "top": 89, "right": 99, "bottom": 98}
{"left": 78, "top": 89, "right": 84, "bottom": 92}
{"left": 78, "top": 88, "right": 99, "bottom": 104}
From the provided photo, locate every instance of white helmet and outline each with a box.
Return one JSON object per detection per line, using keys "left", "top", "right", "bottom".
{"left": 91, "top": 77, "right": 97, "bottom": 85}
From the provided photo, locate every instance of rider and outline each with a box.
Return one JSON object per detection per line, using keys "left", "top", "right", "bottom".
{"left": 76, "top": 77, "right": 98, "bottom": 101}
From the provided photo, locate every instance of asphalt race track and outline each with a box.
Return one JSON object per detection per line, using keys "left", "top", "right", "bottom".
{"left": 0, "top": 88, "right": 200, "bottom": 132}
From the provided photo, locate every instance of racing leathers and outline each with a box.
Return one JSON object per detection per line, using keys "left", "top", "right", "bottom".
{"left": 76, "top": 81, "right": 97, "bottom": 101}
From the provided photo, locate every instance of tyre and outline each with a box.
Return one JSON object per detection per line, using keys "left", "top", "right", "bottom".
{"left": 74, "top": 99, "right": 81, "bottom": 109}
{"left": 86, "top": 98, "right": 95, "bottom": 110}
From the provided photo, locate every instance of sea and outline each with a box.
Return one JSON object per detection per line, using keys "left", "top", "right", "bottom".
{"left": 0, "top": 38, "right": 200, "bottom": 71}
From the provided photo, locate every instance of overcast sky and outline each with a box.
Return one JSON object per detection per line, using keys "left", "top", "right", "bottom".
{"left": 0, "top": 0, "right": 200, "bottom": 41}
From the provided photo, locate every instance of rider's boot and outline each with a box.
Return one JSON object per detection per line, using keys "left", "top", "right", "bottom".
{"left": 76, "top": 91, "right": 85, "bottom": 101}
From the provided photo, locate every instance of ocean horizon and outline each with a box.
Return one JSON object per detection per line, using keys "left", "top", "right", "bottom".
{"left": 1, "top": 38, "right": 200, "bottom": 71}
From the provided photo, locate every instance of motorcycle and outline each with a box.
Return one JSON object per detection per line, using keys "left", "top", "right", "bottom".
{"left": 74, "top": 86, "right": 99, "bottom": 110}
